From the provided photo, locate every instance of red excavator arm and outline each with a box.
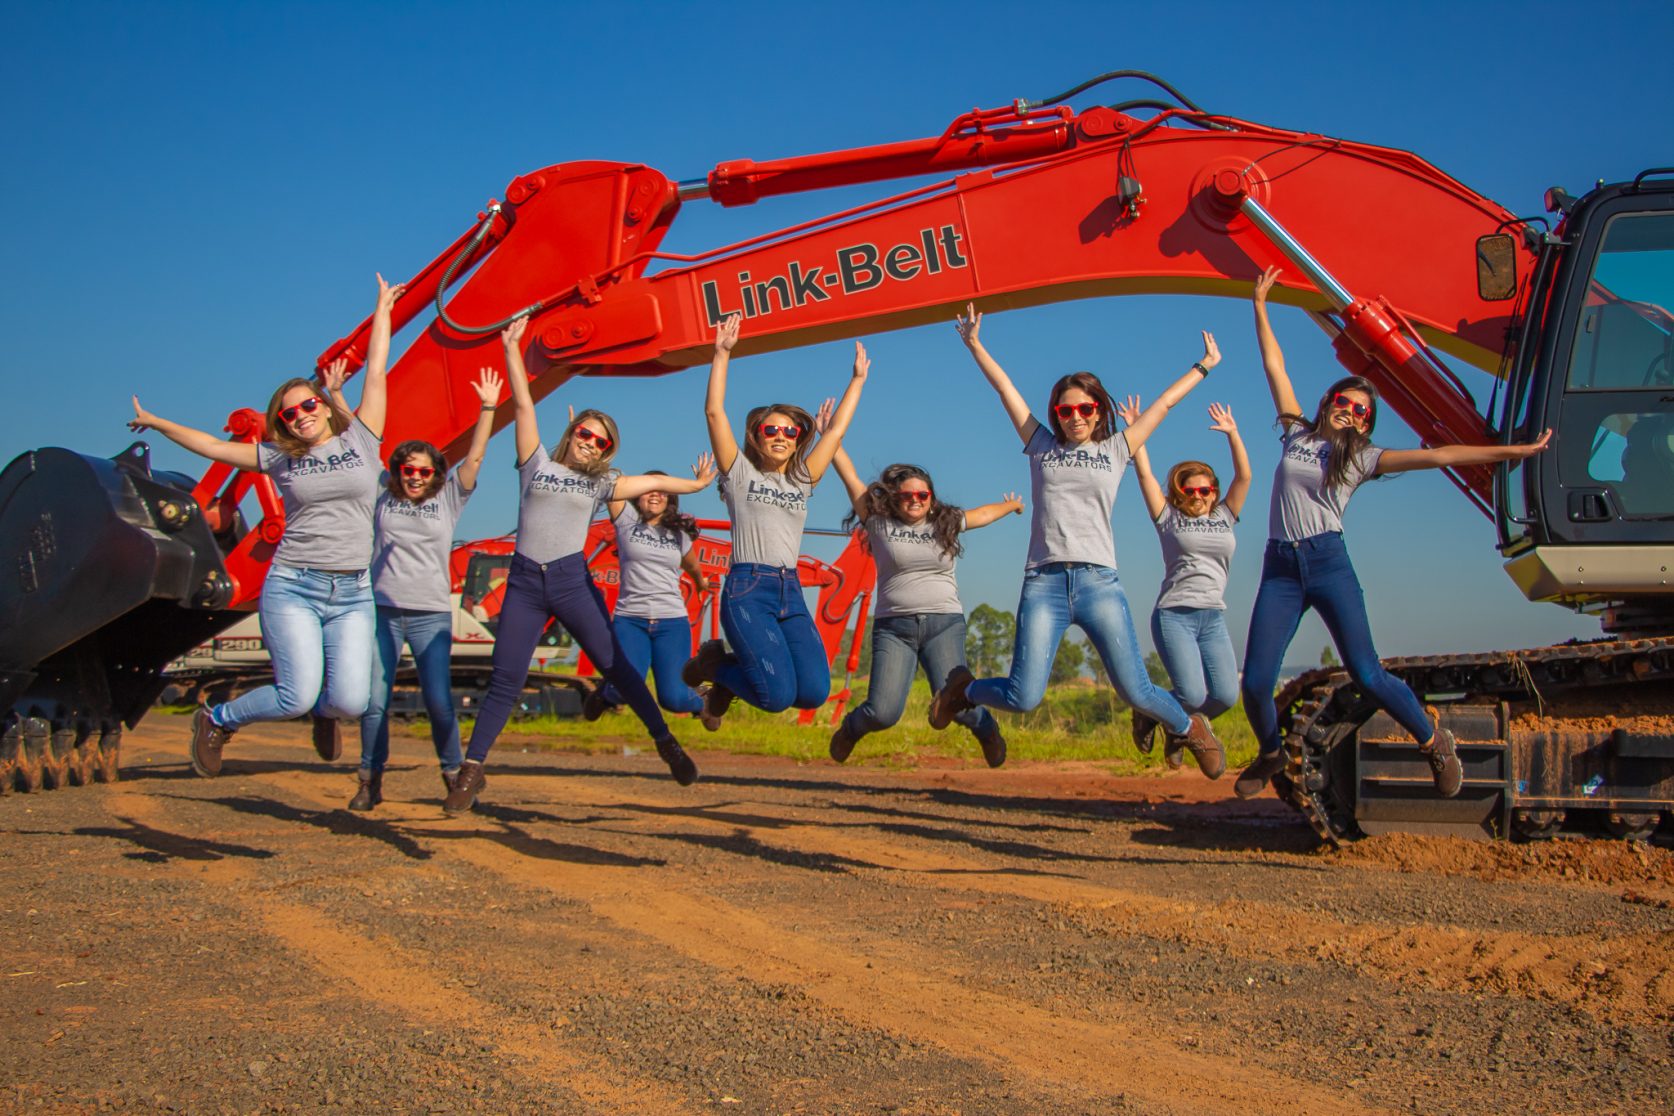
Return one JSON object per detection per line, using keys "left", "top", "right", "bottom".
{"left": 198, "top": 93, "right": 1532, "bottom": 606}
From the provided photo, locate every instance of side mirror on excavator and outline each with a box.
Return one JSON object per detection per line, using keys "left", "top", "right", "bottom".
{"left": 1475, "top": 233, "right": 1518, "bottom": 301}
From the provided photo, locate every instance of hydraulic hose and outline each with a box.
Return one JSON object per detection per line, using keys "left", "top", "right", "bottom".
{"left": 1020, "top": 70, "right": 1207, "bottom": 114}
{"left": 433, "top": 203, "right": 546, "bottom": 336}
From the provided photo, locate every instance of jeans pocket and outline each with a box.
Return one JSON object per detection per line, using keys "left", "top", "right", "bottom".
{"left": 725, "top": 570, "right": 761, "bottom": 597}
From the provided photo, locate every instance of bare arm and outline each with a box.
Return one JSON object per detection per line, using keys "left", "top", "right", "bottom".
{"left": 1116, "top": 396, "right": 1166, "bottom": 520}
{"left": 962, "top": 492, "right": 1025, "bottom": 530}
{"left": 802, "top": 342, "right": 869, "bottom": 484}
{"left": 355, "top": 273, "right": 403, "bottom": 438}
{"left": 129, "top": 398, "right": 261, "bottom": 470}
{"left": 612, "top": 452, "right": 718, "bottom": 502}
{"left": 1210, "top": 402, "right": 1253, "bottom": 518}
{"left": 1122, "top": 331, "right": 1219, "bottom": 452}
{"left": 501, "top": 317, "right": 542, "bottom": 466}
{"left": 830, "top": 444, "right": 869, "bottom": 519}
{"left": 1253, "top": 266, "right": 1304, "bottom": 422}
{"left": 1375, "top": 429, "right": 1553, "bottom": 476}
{"left": 455, "top": 368, "right": 502, "bottom": 492}
{"left": 680, "top": 547, "right": 711, "bottom": 593}
{"left": 956, "top": 303, "right": 1039, "bottom": 444}
{"left": 706, "top": 314, "right": 742, "bottom": 472}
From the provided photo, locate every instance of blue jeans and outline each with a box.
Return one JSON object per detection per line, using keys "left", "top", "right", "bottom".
{"left": 967, "top": 562, "right": 1189, "bottom": 734}
{"left": 1241, "top": 532, "right": 1434, "bottom": 755}
{"left": 603, "top": 615, "right": 705, "bottom": 714}
{"left": 713, "top": 563, "right": 830, "bottom": 713}
{"left": 360, "top": 606, "right": 461, "bottom": 774}
{"left": 1151, "top": 606, "right": 1239, "bottom": 718}
{"left": 845, "top": 613, "right": 998, "bottom": 742}
{"left": 213, "top": 565, "right": 375, "bottom": 731}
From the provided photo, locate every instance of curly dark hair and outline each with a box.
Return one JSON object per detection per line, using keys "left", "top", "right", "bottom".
{"left": 385, "top": 441, "right": 448, "bottom": 503}
{"left": 634, "top": 471, "right": 699, "bottom": 541}
{"left": 742, "top": 403, "right": 817, "bottom": 484}
{"left": 841, "top": 463, "right": 965, "bottom": 560}
{"left": 1046, "top": 371, "right": 1116, "bottom": 444}
{"left": 1279, "top": 375, "right": 1380, "bottom": 492}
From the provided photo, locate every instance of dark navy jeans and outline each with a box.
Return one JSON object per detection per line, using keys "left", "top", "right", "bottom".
{"left": 466, "top": 553, "right": 668, "bottom": 763}
{"left": 712, "top": 563, "right": 830, "bottom": 713}
{"left": 603, "top": 614, "right": 705, "bottom": 715}
{"left": 1240, "top": 532, "right": 1434, "bottom": 756}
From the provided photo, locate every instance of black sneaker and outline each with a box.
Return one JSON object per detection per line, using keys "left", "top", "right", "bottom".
{"left": 1131, "top": 707, "right": 1159, "bottom": 755}
{"left": 1420, "top": 727, "right": 1464, "bottom": 798}
{"left": 829, "top": 719, "right": 858, "bottom": 764}
{"left": 655, "top": 735, "right": 699, "bottom": 786}
{"left": 974, "top": 721, "right": 1007, "bottom": 769}
{"left": 1234, "top": 750, "right": 1288, "bottom": 799}
{"left": 702, "top": 683, "right": 735, "bottom": 725}
{"left": 583, "top": 686, "right": 613, "bottom": 722}
{"left": 311, "top": 716, "right": 342, "bottom": 763}
{"left": 190, "top": 704, "right": 232, "bottom": 778}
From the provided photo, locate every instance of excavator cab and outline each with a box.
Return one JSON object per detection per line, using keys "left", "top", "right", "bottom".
{"left": 1496, "top": 171, "right": 1674, "bottom": 634}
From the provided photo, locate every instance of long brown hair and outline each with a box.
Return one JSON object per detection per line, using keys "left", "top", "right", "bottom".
{"left": 742, "top": 403, "right": 817, "bottom": 485}
{"left": 386, "top": 441, "right": 448, "bottom": 503}
{"left": 1165, "top": 460, "right": 1220, "bottom": 514}
{"left": 842, "top": 463, "right": 965, "bottom": 559}
{"left": 1279, "top": 375, "right": 1380, "bottom": 492}
{"left": 1046, "top": 371, "right": 1116, "bottom": 444}
{"left": 264, "top": 377, "right": 351, "bottom": 457}
{"left": 634, "top": 471, "right": 700, "bottom": 541}
{"left": 554, "top": 408, "right": 620, "bottom": 477}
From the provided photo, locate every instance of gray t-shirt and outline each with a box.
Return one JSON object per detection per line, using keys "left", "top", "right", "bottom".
{"left": 612, "top": 503, "right": 694, "bottom": 620}
{"left": 515, "top": 444, "right": 617, "bottom": 563}
{"left": 866, "top": 513, "right": 965, "bottom": 618}
{"left": 1154, "top": 502, "right": 1238, "bottom": 610}
{"left": 370, "top": 472, "right": 472, "bottom": 612}
{"left": 1024, "top": 424, "right": 1132, "bottom": 569}
{"left": 718, "top": 454, "right": 811, "bottom": 569}
{"left": 257, "top": 417, "right": 383, "bottom": 570}
{"left": 1268, "top": 429, "right": 1383, "bottom": 542}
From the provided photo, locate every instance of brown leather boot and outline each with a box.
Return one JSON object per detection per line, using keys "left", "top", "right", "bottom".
{"left": 1131, "top": 707, "right": 1159, "bottom": 755}
{"left": 348, "top": 770, "right": 383, "bottom": 812}
{"left": 1420, "top": 727, "right": 1464, "bottom": 798}
{"left": 1163, "top": 713, "right": 1225, "bottom": 780}
{"left": 973, "top": 720, "right": 1007, "bottom": 769}
{"left": 828, "top": 719, "right": 858, "bottom": 764}
{"left": 1234, "top": 750, "right": 1288, "bottom": 799}
{"left": 928, "top": 665, "right": 975, "bottom": 730}
{"left": 681, "top": 640, "right": 729, "bottom": 688}
{"left": 190, "top": 704, "right": 233, "bottom": 778}
{"left": 443, "top": 761, "right": 485, "bottom": 815}
{"left": 702, "top": 683, "right": 734, "bottom": 725}
{"left": 311, "top": 716, "right": 342, "bottom": 762}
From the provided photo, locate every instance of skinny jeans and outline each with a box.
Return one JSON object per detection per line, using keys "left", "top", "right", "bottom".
{"left": 360, "top": 606, "right": 462, "bottom": 774}
{"left": 966, "top": 562, "right": 1190, "bottom": 734}
{"left": 844, "top": 612, "right": 999, "bottom": 742}
{"left": 602, "top": 614, "right": 706, "bottom": 715}
{"left": 1150, "top": 606, "right": 1240, "bottom": 718}
{"left": 712, "top": 563, "right": 830, "bottom": 713}
{"left": 212, "top": 565, "right": 374, "bottom": 730}
{"left": 466, "top": 553, "right": 668, "bottom": 764}
{"left": 1240, "top": 532, "right": 1434, "bottom": 755}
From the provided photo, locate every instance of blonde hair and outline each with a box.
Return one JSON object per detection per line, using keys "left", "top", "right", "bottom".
{"left": 554, "top": 408, "right": 620, "bottom": 477}
{"left": 265, "top": 377, "right": 350, "bottom": 457}
{"left": 1165, "top": 459, "right": 1219, "bottom": 514}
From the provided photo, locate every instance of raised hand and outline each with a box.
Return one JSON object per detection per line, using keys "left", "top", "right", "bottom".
{"left": 852, "top": 340, "right": 870, "bottom": 380}
{"left": 375, "top": 272, "right": 406, "bottom": 314}
{"left": 813, "top": 396, "right": 836, "bottom": 435}
{"left": 1254, "top": 264, "right": 1282, "bottom": 304}
{"left": 471, "top": 367, "right": 504, "bottom": 407}
{"left": 1001, "top": 491, "right": 1024, "bottom": 515}
{"left": 1115, "top": 394, "right": 1142, "bottom": 427}
{"left": 715, "top": 312, "right": 742, "bottom": 354}
{"left": 317, "top": 357, "right": 350, "bottom": 396}
{"left": 502, "top": 315, "right": 528, "bottom": 349}
{"left": 1208, "top": 401, "right": 1237, "bottom": 434}
{"left": 955, "top": 302, "right": 981, "bottom": 346}
{"left": 691, "top": 451, "right": 718, "bottom": 486}
{"left": 129, "top": 395, "right": 158, "bottom": 433}
{"left": 1512, "top": 428, "right": 1555, "bottom": 458}
{"left": 1200, "top": 330, "right": 1221, "bottom": 371}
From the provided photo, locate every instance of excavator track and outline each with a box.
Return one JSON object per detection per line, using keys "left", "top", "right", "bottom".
{"left": 1269, "top": 637, "right": 1674, "bottom": 844}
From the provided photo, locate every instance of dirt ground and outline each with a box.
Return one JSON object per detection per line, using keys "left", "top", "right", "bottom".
{"left": 3, "top": 718, "right": 1672, "bottom": 1115}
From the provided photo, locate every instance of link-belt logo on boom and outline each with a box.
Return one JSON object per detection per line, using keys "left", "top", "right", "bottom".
{"left": 702, "top": 224, "right": 968, "bottom": 327}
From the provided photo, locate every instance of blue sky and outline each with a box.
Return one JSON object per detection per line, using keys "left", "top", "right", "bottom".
{"left": 5, "top": 1, "right": 1671, "bottom": 663}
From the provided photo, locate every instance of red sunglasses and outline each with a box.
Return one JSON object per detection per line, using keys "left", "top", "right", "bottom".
{"left": 279, "top": 397, "right": 324, "bottom": 424}
{"left": 1331, "top": 393, "right": 1371, "bottom": 418}
{"left": 1053, "top": 401, "right": 1099, "bottom": 420}
{"left": 758, "top": 423, "right": 802, "bottom": 440}
{"left": 897, "top": 490, "right": 932, "bottom": 504}
{"left": 1180, "top": 485, "right": 1215, "bottom": 497}
{"left": 573, "top": 427, "right": 613, "bottom": 451}
{"left": 399, "top": 464, "right": 436, "bottom": 479}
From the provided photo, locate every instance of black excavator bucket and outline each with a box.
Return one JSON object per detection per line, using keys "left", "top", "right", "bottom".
{"left": 0, "top": 443, "right": 243, "bottom": 744}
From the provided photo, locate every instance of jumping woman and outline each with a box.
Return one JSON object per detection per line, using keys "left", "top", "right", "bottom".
{"left": 1116, "top": 397, "right": 1252, "bottom": 770}
{"left": 343, "top": 366, "right": 500, "bottom": 811}
{"left": 928, "top": 303, "right": 1228, "bottom": 779}
{"left": 582, "top": 473, "right": 716, "bottom": 728}
{"left": 443, "top": 317, "right": 716, "bottom": 814}
{"left": 131, "top": 274, "right": 404, "bottom": 778}
{"left": 1233, "top": 266, "right": 1553, "bottom": 799}
{"left": 682, "top": 313, "right": 869, "bottom": 722}
{"left": 827, "top": 446, "right": 1023, "bottom": 766}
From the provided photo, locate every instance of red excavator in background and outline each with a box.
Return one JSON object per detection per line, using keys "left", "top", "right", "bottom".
{"left": 3, "top": 70, "right": 1670, "bottom": 840}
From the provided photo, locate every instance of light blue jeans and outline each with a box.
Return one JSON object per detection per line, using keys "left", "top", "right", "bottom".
{"left": 360, "top": 606, "right": 462, "bottom": 774}
{"left": 212, "top": 565, "right": 375, "bottom": 731}
{"left": 966, "top": 562, "right": 1190, "bottom": 734}
{"left": 1150, "top": 605, "right": 1239, "bottom": 718}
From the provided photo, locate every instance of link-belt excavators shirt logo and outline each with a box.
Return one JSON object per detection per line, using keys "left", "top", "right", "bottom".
{"left": 721, "top": 456, "right": 811, "bottom": 570}
{"left": 702, "top": 224, "right": 969, "bottom": 327}
{"left": 612, "top": 503, "right": 693, "bottom": 620}
{"left": 866, "top": 514, "right": 965, "bottom": 618}
{"left": 257, "top": 418, "right": 383, "bottom": 570}
{"left": 1023, "top": 424, "right": 1133, "bottom": 570}
{"left": 515, "top": 445, "right": 615, "bottom": 564}
{"left": 372, "top": 472, "right": 471, "bottom": 613}
{"left": 1269, "top": 430, "right": 1384, "bottom": 542}
{"left": 1154, "top": 503, "right": 1237, "bottom": 611}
